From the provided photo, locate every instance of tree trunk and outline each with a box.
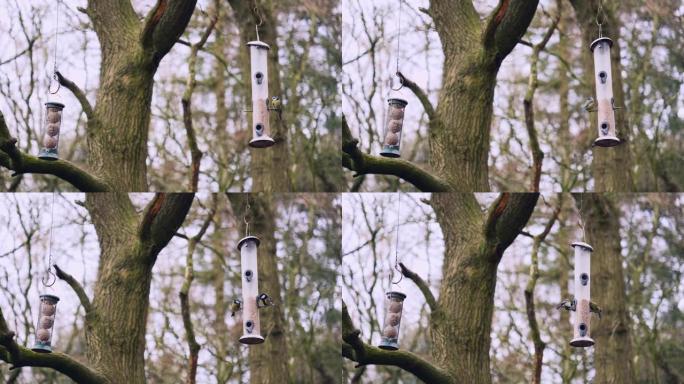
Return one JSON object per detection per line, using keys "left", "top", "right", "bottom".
{"left": 227, "top": 194, "right": 290, "bottom": 383}
{"left": 570, "top": 1, "right": 635, "bottom": 192}
{"left": 581, "top": 194, "right": 636, "bottom": 383}
{"left": 228, "top": 1, "right": 292, "bottom": 192}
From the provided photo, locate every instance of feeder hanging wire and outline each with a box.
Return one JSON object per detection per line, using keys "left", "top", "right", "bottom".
{"left": 595, "top": 0, "right": 607, "bottom": 38}
{"left": 391, "top": 0, "right": 404, "bottom": 91}
{"left": 42, "top": 193, "right": 57, "bottom": 287}
{"left": 253, "top": 0, "right": 264, "bottom": 41}
{"left": 244, "top": 196, "right": 252, "bottom": 237}
{"left": 391, "top": 192, "right": 403, "bottom": 285}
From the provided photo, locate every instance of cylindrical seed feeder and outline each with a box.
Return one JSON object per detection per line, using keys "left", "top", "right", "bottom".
{"left": 246, "top": 41, "right": 275, "bottom": 148}
{"left": 237, "top": 235, "right": 265, "bottom": 344}
{"left": 38, "top": 102, "right": 65, "bottom": 160}
{"left": 378, "top": 291, "right": 406, "bottom": 350}
{"left": 32, "top": 294, "right": 60, "bottom": 353}
{"left": 380, "top": 98, "right": 408, "bottom": 158}
{"left": 570, "top": 242, "right": 594, "bottom": 347}
{"left": 590, "top": 37, "right": 620, "bottom": 147}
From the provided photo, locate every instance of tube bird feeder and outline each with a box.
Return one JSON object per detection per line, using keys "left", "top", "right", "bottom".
{"left": 246, "top": 41, "right": 275, "bottom": 148}
{"left": 590, "top": 37, "right": 620, "bottom": 147}
{"left": 570, "top": 242, "right": 594, "bottom": 347}
{"left": 378, "top": 291, "right": 406, "bottom": 350}
{"left": 38, "top": 102, "right": 65, "bottom": 160}
{"left": 32, "top": 294, "right": 60, "bottom": 353}
{"left": 380, "top": 98, "right": 408, "bottom": 158}
{"left": 237, "top": 235, "right": 265, "bottom": 344}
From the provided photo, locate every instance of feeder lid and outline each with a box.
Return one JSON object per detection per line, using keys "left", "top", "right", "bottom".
{"left": 237, "top": 235, "right": 261, "bottom": 251}
{"left": 39, "top": 294, "right": 60, "bottom": 302}
{"left": 571, "top": 242, "right": 594, "bottom": 252}
{"left": 386, "top": 291, "right": 406, "bottom": 300}
{"left": 570, "top": 336, "right": 595, "bottom": 348}
{"left": 45, "top": 102, "right": 65, "bottom": 109}
{"left": 387, "top": 98, "right": 408, "bottom": 107}
{"left": 590, "top": 37, "right": 613, "bottom": 52}
{"left": 247, "top": 40, "right": 270, "bottom": 50}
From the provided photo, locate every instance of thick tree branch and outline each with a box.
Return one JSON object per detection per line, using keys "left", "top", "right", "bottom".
{"left": 55, "top": 71, "right": 93, "bottom": 120}
{"left": 342, "top": 116, "right": 451, "bottom": 192}
{"left": 484, "top": 193, "right": 539, "bottom": 258}
{"left": 0, "top": 307, "right": 107, "bottom": 384}
{"left": 396, "top": 72, "right": 435, "bottom": 121}
{"left": 139, "top": 193, "right": 195, "bottom": 260}
{"left": 54, "top": 264, "right": 93, "bottom": 315}
{"left": 141, "top": 0, "right": 198, "bottom": 64}
{"left": 399, "top": 262, "right": 437, "bottom": 312}
{"left": 483, "top": 0, "right": 540, "bottom": 61}
{"left": 0, "top": 111, "right": 109, "bottom": 191}
{"left": 342, "top": 302, "right": 453, "bottom": 384}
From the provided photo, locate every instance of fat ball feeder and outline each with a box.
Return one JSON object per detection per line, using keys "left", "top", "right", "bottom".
{"left": 32, "top": 294, "right": 60, "bottom": 353}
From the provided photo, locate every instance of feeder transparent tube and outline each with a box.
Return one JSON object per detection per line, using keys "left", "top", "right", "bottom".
{"left": 38, "top": 102, "right": 65, "bottom": 160}
{"left": 238, "top": 236, "right": 264, "bottom": 344}
{"left": 32, "top": 294, "right": 60, "bottom": 353}
{"left": 378, "top": 291, "right": 406, "bottom": 350}
{"left": 590, "top": 38, "right": 620, "bottom": 147}
{"left": 380, "top": 98, "right": 408, "bottom": 158}
{"left": 570, "top": 242, "right": 594, "bottom": 347}
{"left": 247, "top": 41, "right": 275, "bottom": 148}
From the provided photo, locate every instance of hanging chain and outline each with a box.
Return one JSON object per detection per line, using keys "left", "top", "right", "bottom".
{"left": 595, "top": 0, "right": 606, "bottom": 38}
{"left": 47, "top": 0, "right": 61, "bottom": 95}
{"left": 41, "top": 193, "right": 57, "bottom": 287}
{"left": 254, "top": 0, "right": 264, "bottom": 41}
{"left": 243, "top": 196, "right": 252, "bottom": 237}
{"left": 391, "top": 0, "right": 404, "bottom": 91}
{"left": 390, "top": 192, "right": 403, "bottom": 285}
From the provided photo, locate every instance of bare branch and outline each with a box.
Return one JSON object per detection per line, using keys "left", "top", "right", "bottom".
{"left": 484, "top": 193, "right": 540, "bottom": 258}
{"left": 397, "top": 72, "right": 435, "bottom": 121}
{"left": 139, "top": 193, "right": 195, "bottom": 261}
{"left": 399, "top": 262, "right": 438, "bottom": 312}
{"left": 55, "top": 71, "right": 93, "bottom": 120}
{"left": 54, "top": 264, "right": 93, "bottom": 315}
{"left": 483, "top": 0, "right": 540, "bottom": 61}
{"left": 141, "top": 0, "right": 198, "bottom": 65}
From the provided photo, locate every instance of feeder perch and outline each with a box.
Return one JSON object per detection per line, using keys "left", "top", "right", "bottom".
{"left": 570, "top": 242, "right": 594, "bottom": 347}
{"left": 32, "top": 294, "right": 60, "bottom": 353}
{"left": 590, "top": 37, "right": 620, "bottom": 147}
{"left": 378, "top": 291, "right": 406, "bottom": 350}
{"left": 38, "top": 102, "right": 65, "bottom": 160}
{"left": 246, "top": 41, "right": 275, "bottom": 148}
{"left": 380, "top": 98, "right": 408, "bottom": 158}
{"left": 237, "top": 235, "right": 265, "bottom": 344}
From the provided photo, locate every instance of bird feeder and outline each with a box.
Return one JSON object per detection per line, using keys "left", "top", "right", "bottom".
{"left": 380, "top": 98, "right": 408, "bottom": 158}
{"left": 32, "top": 294, "right": 60, "bottom": 353}
{"left": 246, "top": 41, "right": 275, "bottom": 148}
{"left": 570, "top": 242, "right": 594, "bottom": 347}
{"left": 378, "top": 291, "right": 406, "bottom": 350}
{"left": 590, "top": 37, "right": 619, "bottom": 147}
{"left": 237, "top": 235, "right": 265, "bottom": 344}
{"left": 38, "top": 102, "right": 65, "bottom": 160}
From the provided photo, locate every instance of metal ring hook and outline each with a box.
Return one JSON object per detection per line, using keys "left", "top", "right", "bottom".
{"left": 391, "top": 72, "right": 404, "bottom": 92}
{"left": 42, "top": 268, "right": 57, "bottom": 287}
{"left": 391, "top": 263, "right": 403, "bottom": 285}
{"left": 48, "top": 73, "right": 60, "bottom": 94}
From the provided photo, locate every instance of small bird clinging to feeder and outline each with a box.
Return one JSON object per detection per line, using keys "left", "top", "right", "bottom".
{"left": 583, "top": 97, "right": 596, "bottom": 113}
{"left": 230, "top": 299, "right": 242, "bottom": 317}
{"left": 556, "top": 297, "right": 602, "bottom": 319}
{"left": 257, "top": 293, "right": 274, "bottom": 308}
{"left": 268, "top": 96, "right": 282, "bottom": 120}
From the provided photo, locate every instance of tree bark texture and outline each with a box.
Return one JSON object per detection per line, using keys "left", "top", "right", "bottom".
{"left": 580, "top": 194, "right": 636, "bottom": 383}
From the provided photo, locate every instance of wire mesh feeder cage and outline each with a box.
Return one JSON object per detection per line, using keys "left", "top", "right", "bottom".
{"left": 590, "top": 37, "right": 620, "bottom": 147}
{"left": 237, "top": 235, "right": 265, "bottom": 344}
{"left": 380, "top": 98, "right": 408, "bottom": 158}
{"left": 32, "top": 294, "right": 60, "bottom": 353}
{"left": 570, "top": 242, "right": 595, "bottom": 347}
{"left": 378, "top": 291, "right": 406, "bottom": 350}
{"left": 247, "top": 41, "right": 275, "bottom": 148}
{"left": 38, "top": 102, "right": 65, "bottom": 160}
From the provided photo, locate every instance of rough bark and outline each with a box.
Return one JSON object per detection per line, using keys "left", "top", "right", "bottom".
{"left": 227, "top": 0, "right": 292, "bottom": 192}
{"left": 342, "top": 193, "right": 539, "bottom": 383}
{"left": 579, "top": 194, "right": 636, "bottom": 383}
{"left": 227, "top": 194, "right": 290, "bottom": 383}
{"left": 569, "top": 1, "right": 635, "bottom": 192}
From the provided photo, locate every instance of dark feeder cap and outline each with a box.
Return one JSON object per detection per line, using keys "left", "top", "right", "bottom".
{"left": 237, "top": 235, "right": 261, "bottom": 251}
{"left": 387, "top": 98, "right": 408, "bottom": 108}
{"left": 590, "top": 37, "right": 613, "bottom": 52}
{"left": 45, "top": 102, "right": 65, "bottom": 110}
{"left": 571, "top": 242, "right": 594, "bottom": 253}
{"left": 246, "top": 41, "right": 270, "bottom": 50}
{"left": 570, "top": 336, "right": 595, "bottom": 348}
{"left": 385, "top": 291, "right": 407, "bottom": 301}
{"left": 594, "top": 136, "right": 621, "bottom": 147}
{"left": 240, "top": 334, "right": 265, "bottom": 345}
{"left": 39, "top": 294, "right": 60, "bottom": 303}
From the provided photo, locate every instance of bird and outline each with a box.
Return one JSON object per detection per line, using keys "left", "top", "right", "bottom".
{"left": 583, "top": 97, "right": 596, "bottom": 112}
{"left": 589, "top": 301, "right": 602, "bottom": 319}
{"left": 556, "top": 298, "right": 576, "bottom": 312}
{"left": 269, "top": 96, "right": 282, "bottom": 120}
{"left": 257, "top": 293, "right": 274, "bottom": 308}
{"left": 230, "top": 299, "right": 242, "bottom": 317}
